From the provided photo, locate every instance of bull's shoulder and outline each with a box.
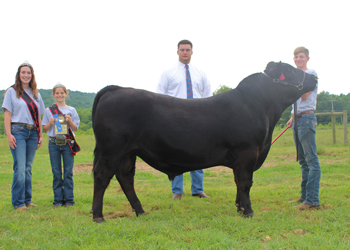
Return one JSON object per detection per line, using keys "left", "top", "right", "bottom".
{"left": 237, "top": 73, "right": 263, "bottom": 88}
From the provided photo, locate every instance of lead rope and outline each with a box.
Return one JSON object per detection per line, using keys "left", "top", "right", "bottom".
{"left": 294, "top": 102, "right": 299, "bottom": 162}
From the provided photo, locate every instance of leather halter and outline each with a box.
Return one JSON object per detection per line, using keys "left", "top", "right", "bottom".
{"left": 262, "top": 71, "right": 306, "bottom": 90}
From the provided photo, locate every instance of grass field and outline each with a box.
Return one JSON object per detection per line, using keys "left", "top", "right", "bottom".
{"left": 0, "top": 127, "right": 349, "bottom": 249}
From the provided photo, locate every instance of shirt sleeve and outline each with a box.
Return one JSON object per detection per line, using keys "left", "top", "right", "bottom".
{"left": 156, "top": 71, "right": 169, "bottom": 94}
{"left": 71, "top": 107, "right": 80, "bottom": 130}
{"left": 41, "top": 108, "right": 52, "bottom": 126}
{"left": 2, "top": 88, "right": 14, "bottom": 113}
{"left": 201, "top": 71, "right": 212, "bottom": 98}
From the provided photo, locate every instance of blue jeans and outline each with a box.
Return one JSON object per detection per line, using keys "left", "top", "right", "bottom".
{"left": 293, "top": 113, "right": 321, "bottom": 206}
{"left": 49, "top": 141, "right": 75, "bottom": 206}
{"left": 171, "top": 170, "right": 204, "bottom": 195}
{"left": 10, "top": 125, "right": 38, "bottom": 209}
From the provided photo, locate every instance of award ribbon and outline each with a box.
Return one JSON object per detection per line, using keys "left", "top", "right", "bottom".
{"left": 53, "top": 114, "right": 63, "bottom": 132}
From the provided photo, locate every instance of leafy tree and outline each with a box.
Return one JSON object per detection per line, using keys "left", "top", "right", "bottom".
{"left": 213, "top": 85, "right": 232, "bottom": 95}
{"left": 77, "top": 108, "right": 93, "bottom": 132}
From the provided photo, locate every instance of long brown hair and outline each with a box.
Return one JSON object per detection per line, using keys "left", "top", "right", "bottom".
{"left": 13, "top": 63, "right": 39, "bottom": 100}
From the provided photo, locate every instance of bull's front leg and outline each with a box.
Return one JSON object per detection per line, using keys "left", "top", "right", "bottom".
{"left": 232, "top": 149, "right": 257, "bottom": 217}
{"left": 234, "top": 171, "right": 254, "bottom": 217}
{"left": 92, "top": 169, "right": 115, "bottom": 223}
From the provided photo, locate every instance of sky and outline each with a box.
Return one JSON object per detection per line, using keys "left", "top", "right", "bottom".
{"left": 1, "top": 0, "right": 349, "bottom": 96}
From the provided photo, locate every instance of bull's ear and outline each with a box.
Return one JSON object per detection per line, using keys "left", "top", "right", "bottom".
{"left": 265, "top": 61, "right": 283, "bottom": 78}
{"left": 264, "top": 61, "right": 276, "bottom": 74}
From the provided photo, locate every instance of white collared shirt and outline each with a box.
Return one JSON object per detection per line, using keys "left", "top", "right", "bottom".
{"left": 156, "top": 61, "right": 212, "bottom": 99}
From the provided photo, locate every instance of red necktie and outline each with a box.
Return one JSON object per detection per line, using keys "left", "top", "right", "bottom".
{"left": 186, "top": 65, "right": 193, "bottom": 99}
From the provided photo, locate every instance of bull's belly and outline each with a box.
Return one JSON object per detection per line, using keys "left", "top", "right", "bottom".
{"left": 137, "top": 148, "right": 230, "bottom": 174}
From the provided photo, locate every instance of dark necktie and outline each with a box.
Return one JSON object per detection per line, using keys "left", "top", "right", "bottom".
{"left": 185, "top": 64, "right": 193, "bottom": 99}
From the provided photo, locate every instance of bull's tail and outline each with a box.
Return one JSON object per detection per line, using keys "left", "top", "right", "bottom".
{"left": 92, "top": 86, "right": 110, "bottom": 122}
{"left": 92, "top": 87, "right": 109, "bottom": 172}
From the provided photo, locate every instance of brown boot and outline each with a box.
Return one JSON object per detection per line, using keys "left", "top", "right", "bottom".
{"left": 288, "top": 198, "right": 303, "bottom": 204}
{"left": 16, "top": 206, "right": 29, "bottom": 211}
{"left": 26, "top": 203, "right": 38, "bottom": 207}
{"left": 294, "top": 203, "right": 320, "bottom": 210}
{"left": 172, "top": 193, "right": 182, "bottom": 200}
{"left": 192, "top": 192, "right": 210, "bottom": 198}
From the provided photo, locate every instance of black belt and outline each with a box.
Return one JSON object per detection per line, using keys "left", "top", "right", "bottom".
{"left": 297, "top": 110, "right": 314, "bottom": 118}
{"left": 49, "top": 136, "right": 73, "bottom": 145}
{"left": 11, "top": 122, "right": 36, "bottom": 130}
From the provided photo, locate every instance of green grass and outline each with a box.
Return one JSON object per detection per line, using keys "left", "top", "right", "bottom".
{"left": 0, "top": 128, "right": 349, "bottom": 249}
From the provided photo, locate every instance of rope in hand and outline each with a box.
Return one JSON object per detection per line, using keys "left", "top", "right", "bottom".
{"left": 271, "top": 127, "right": 289, "bottom": 145}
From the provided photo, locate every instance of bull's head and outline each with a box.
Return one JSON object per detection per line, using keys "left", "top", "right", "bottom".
{"left": 264, "top": 61, "right": 317, "bottom": 93}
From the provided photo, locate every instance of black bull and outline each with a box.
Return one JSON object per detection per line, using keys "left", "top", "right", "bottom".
{"left": 91, "top": 61, "right": 317, "bottom": 222}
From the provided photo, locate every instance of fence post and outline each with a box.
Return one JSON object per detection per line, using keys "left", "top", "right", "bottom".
{"left": 332, "top": 111, "right": 336, "bottom": 144}
{"left": 315, "top": 111, "right": 347, "bottom": 146}
{"left": 344, "top": 110, "right": 348, "bottom": 146}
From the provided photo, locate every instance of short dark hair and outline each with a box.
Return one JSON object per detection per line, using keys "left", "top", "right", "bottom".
{"left": 178, "top": 40, "right": 192, "bottom": 49}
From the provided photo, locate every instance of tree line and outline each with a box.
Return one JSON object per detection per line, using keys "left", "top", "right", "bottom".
{"left": 0, "top": 89, "right": 96, "bottom": 135}
{"left": 1, "top": 87, "right": 349, "bottom": 135}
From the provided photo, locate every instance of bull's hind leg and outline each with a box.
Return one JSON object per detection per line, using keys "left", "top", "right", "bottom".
{"left": 115, "top": 153, "right": 145, "bottom": 216}
{"left": 233, "top": 148, "right": 258, "bottom": 217}
{"left": 92, "top": 159, "right": 116, "bottom": 223}
{"left": 233, "top": 173, "right": 242, "bottom": 211}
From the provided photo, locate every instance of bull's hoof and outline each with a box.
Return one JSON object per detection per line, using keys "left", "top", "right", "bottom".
{"left": 93, "top": 217, "right": 105, "bottom": 223}
{"left": 237, "top": 207, "right": 254, "bottom": 218}
{"left": 136, "top": 212, "right": 146, "bottom": 217}
{"left": 243, "top": 212, "right": 255, "bottom": 218}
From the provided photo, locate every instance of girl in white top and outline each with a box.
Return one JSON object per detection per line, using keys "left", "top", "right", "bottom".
{"left": 42, "top": 83, "right": 80, "bottom": 208}
{"left": 2, "top": 61, "right": 45, "bottom": 211}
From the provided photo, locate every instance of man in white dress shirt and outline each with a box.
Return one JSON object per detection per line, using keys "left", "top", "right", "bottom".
{"left": 156, "top": 40, "right": 212, "bottom": 200}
